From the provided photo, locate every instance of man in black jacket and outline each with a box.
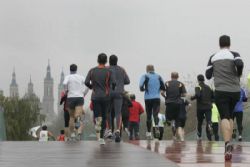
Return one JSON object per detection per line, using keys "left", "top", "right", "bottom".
{"left": 191, "top": 74, "right": 213, "bottom": 141}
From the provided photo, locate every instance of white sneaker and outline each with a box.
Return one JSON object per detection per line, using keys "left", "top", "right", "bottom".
{"left": 146, "top": 132, "right": 152, "bottom": 140}
{"left": 104, "top": 129, "right": 113, "bottom": 139}
{"left": 99, "top": 138, "right": 105, "bottom": 145}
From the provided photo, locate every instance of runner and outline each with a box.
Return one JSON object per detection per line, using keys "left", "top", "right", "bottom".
{"left": 39, "top": 125, "right": 54, "bottom": 142}
{"left": 205, "top": 35, "right": 244, "bottom": 161}
{"left": 211, "top": 102, "right": 220, "bottom": 141}
{"left": 191, "top": 74, "right": 213, "bottom": 141}
{"left": 176, "top": 98, "right": 190, "bottom": 142}
{"left": 85, "top": 53, "right": 115, "bottom": 145}
{"left": 121, "top": 91, "right": 132, "bottom": 136}
{"left": 163, "top": 72, "right": 186, "bottom": 140}
{"left": 63, "top": 64, "right": 87, "bottom": 141}
{"left": 60, "top": 91, "right": 70, "bottom": 140}
{"left": 233, "top": 87, "right": 248, "bottom": 141}
{"left": 57, "top": 130, "right": 65, "bottom": 141}
{"left": 108, "top": 55, "right": 130, "bottom": 142}
{"left": 128, "top": 94, "right": 144, "bottom": 140}
{"left": 139, "top": 65, "right": 165, "bottom": 140}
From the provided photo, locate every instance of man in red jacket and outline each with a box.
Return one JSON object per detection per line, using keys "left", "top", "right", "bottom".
{"left": 129, "top": 94, "right": 144, "bottom": 140}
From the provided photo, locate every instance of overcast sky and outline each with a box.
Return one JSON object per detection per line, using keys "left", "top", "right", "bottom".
{"left": 0, "top": 0, "right": 250, "bottom": 107}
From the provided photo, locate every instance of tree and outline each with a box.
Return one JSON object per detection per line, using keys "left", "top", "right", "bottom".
{"left": 0, "top": 95, "right": 45, "bottom": 140}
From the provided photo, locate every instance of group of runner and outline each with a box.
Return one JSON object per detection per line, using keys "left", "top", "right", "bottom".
{"left": 40, "top": 35, "right": 246, "bottom": 161}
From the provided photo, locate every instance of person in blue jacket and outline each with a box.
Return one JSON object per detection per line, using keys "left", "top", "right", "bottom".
{"left": 139, "top": 65, "right": 165, "bottom": 140}
{"left": 233, "top": 88, "right": 248, "bottom": 141}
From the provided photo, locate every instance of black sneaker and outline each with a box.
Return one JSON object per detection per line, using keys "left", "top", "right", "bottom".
{"left": 207, "top": 124, "right": 213, "bottom": 136}
{"left": 232, "top": 129, "right": 237, "bottom": 139}
{"left": 115, "top": 130, "right": 121, "bottom": 143}
{"left": 155, "top": 127, "right": 160, "bottom": 139}
{"left": 238, "top": 135, "right": 242, "bottom": 142}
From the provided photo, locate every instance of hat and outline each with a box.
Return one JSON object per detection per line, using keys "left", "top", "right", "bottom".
{"left": 197, "top": 74, "right": 205, "bottom": 82}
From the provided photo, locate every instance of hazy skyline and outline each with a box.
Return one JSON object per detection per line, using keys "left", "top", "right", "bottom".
{"left": 1, "top": 0, "right": 250, "bottom": 104}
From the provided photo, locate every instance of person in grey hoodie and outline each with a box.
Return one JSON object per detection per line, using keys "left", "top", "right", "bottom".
{"left": 108, "top": 55, "right": 130, "bottom": 142}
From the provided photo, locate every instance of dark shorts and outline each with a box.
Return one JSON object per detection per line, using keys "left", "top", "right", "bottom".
{"left": 67, "top": 97, "right": 84, "bottom": 110}
{"left": 64, "top": 111, "right": 70, "bottom": 127}
{"left": 214, "top": 91, "right": 240, "bottom": 120}
{"left": 165, "top": 102, "right": 181, "bottom": 121}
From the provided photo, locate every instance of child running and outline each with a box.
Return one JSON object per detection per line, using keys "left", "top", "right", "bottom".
{"left": 39, "top": 125, "right": 54, "bottom": 142}
{"left": 128, "top": 94, "right": 144, "bottom": 140}
{"left": 57, "top": 130, "right": 65, "bottom": 141}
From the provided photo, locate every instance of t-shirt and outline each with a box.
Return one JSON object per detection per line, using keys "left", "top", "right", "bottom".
{"left": 57, "top": 135, "right": 65, "bottom": 141}
{"left": 109, "top": 65, "right": 130, "bottom": 96}
{"left": 165, "top": 80, "right": 186, "bottom": 104}
{"left": 85, "top": 66, "right": 115, "bottom": 100}
{"left": 39, "top": 130, "right": 48, "bottom": 142}
{"left": 63, "top": 74, "right": 85, "bottom": 98}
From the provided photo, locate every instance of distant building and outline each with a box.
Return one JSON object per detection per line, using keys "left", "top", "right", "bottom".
{"left": 24, "top": 76, "right": 40, "bottom": 101}
{"left": 9, "top": 69, "right": 19, "bottom": 98}
{"left": 58, "top": 70, "right": 65, "bottom": 113}
{"left": 41, "top": 61, "right": 55, "bottom": 121}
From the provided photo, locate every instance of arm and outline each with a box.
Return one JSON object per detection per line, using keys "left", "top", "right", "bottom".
{"left": 180, "top": 82, "right": 187, "bottom": 97}
{"left": 85, "top": 69, "right": 93, "bottom": 89}
{"left": 139, "top": 75, "right": 146, "bottom": 92}
{"left": 63, "top": 76, "right": 69, "bottom": 91}
{"left": 109, "top": 69, "right": 116, "bottom": 90}
{"left": 123, "top": 68, "right": 130, "bottom": 85}
{"left": 191, "top": 87, "right": 201, "bottom": 100}
{"left": 159, "top": 76, "right": 166, "bottom": 91}
{"left": 232, "top": 52, "right": 244, "bottom": 77}
{"left": 206, "top": 56, "right": 213, "bottom": 80}
{"left": 139, "top": 103, "right": 144, "bottom": 114}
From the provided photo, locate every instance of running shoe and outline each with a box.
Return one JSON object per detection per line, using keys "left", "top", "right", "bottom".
{"left": 104, "top": 129, "right": 113, "bottom": 139}
{"left": 232, "top": 129, "right": 237, "bottom": 140}
{"left": 207, "top": 124, "right": 213, "bottom": 136}
{"left": 238, "top": 135, "right": 242, "bottom": 142}
{"left": 115, "top": 130, "right": 121, "bottom": 143}
{"left": 225, "top": 142, "right": 233, "bottom": 161}
{"left": 155, "top": 127, "right": 160, "bottom": 139}
{"left": 146, "top": 132, "right": 152, "bottom": 140}
{"left": 99, "top": 138, "right": 105, "bottom": 145}
{"left": 75, "top": 116, "right": 81, "bottom": 129}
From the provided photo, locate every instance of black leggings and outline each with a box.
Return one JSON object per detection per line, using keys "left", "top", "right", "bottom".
{"left": 145, "top": 99, "right": 160, "bottom": 132}
{"left": 64, "top": 111, "right": 70, "bottom": 128}
{"left": 197, "top": 109, "right": 212, "bottom": 140}
{"left": 233, "top": 112, "right": 243, "bottom": 135}
{"left": 92, "top": 99, "right": 109, "bottom": 139}
{"left": 212, "top": 122, "right": 219, "bottom": 141}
